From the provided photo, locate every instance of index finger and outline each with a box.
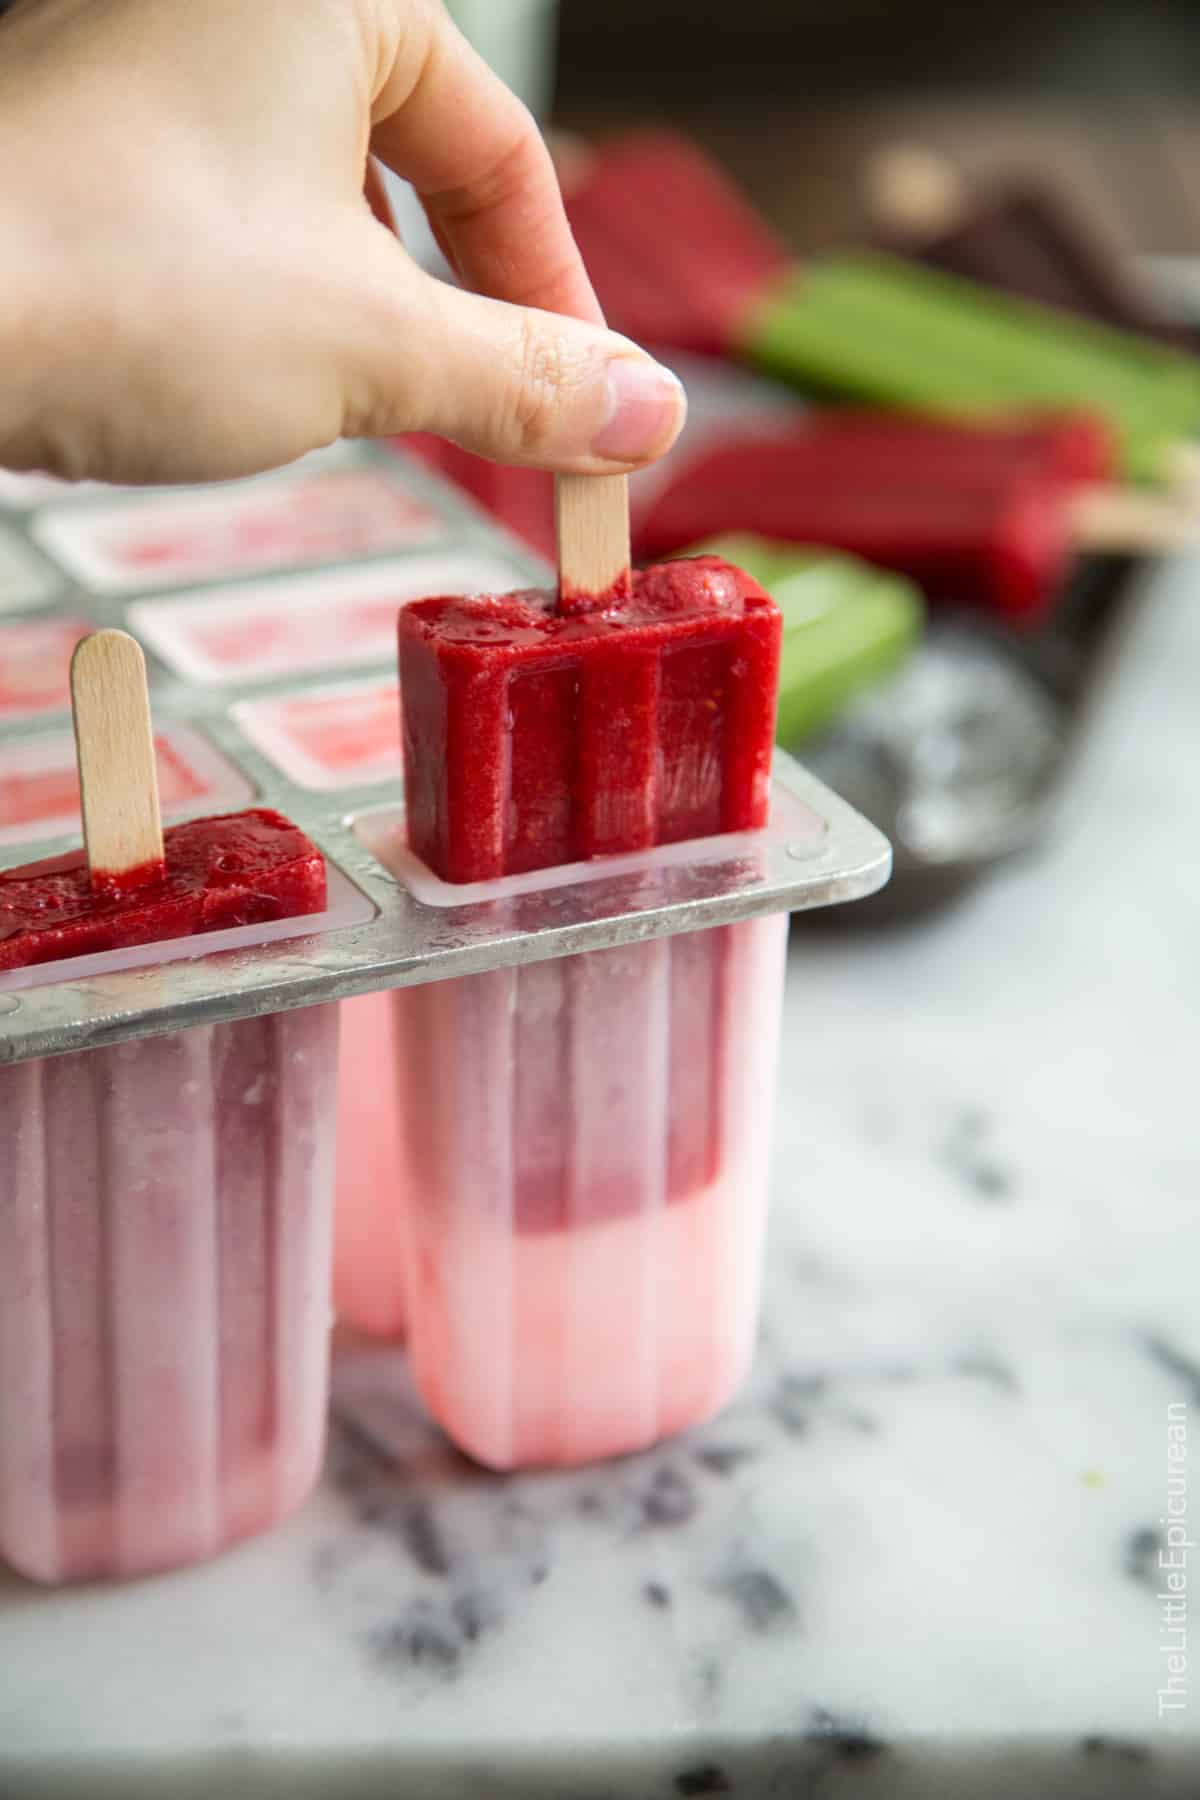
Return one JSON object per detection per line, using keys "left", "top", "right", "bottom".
{"left": 369, "top": 8, "right": 603, "bottom": 326}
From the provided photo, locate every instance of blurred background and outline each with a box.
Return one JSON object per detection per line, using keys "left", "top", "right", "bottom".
{"left": 449, "top": 0, "right": 1200, "bottom": 251}
{"left": 555, "top": 0, "right": 1200, "bottom": 257}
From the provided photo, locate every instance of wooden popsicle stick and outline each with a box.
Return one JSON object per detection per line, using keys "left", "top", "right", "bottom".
{"left": 1069, "top": 485, "right": 1200, "bottom": 553}
{"left": 70, "top": 629, "right": 164, "bottom": 893}
{"left": 555, "top": 472, "right": 632, "bottom": 611}
{"left": 1164, "top": 440, "right": 1200, "bottom": 498}
{"left": 863, "top": 145, "right": 969, "bottom": 239}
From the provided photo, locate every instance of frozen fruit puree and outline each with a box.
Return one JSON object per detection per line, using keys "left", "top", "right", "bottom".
{"left": 389, "top": 553, "right": 787, "bottom": 1465}
{"left": 0, "top": 808, "right": 325, "bottom": 970}
{"left": 0, "top": 804, "right": 337, "bottom": 1584}
{"left": 399, "top": 556, "right": 781, "bottom": 883}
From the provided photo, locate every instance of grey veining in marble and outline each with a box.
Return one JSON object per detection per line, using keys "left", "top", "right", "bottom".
{"left": 1, "top": 557, "right": 1198, "bottom": 1797}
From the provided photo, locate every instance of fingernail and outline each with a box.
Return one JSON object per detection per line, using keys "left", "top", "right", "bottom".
{"left": 591, "top": 357, "right": 686, "bottom": 462}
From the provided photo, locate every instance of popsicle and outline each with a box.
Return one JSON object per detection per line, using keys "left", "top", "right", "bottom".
{"left": 865, "top": 146, "right": 1189, "bottom": 348}
{"left": 561, "top": 130, "right": 790, "bottom": 357}
{"left": 390, "top": 475, "right": 786, "bottom": 1468}
{"left": 563, "top": 131, "right": 1200, "bottom": 483}
{"left": 400, "top": 553, "right": 780, "bottom": 882}
{"left": 636, "top": 412, "right": 1118, "bottom": 622}
{"left": 0, "top": 633, "right": 338, "bottom": 1584}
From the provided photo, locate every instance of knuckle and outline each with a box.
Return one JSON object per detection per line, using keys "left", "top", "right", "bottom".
{"left": 506, "top": 316, "right": 569, "bottom": 457}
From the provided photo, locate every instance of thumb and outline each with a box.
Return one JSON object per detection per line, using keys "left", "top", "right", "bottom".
{"left": 337, "top": 230, "right": 686, "bottom": 473}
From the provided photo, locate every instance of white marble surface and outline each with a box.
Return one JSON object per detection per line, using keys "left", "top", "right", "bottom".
{"left": 1, "top": 558, "right": 1198, "bottom": 1797}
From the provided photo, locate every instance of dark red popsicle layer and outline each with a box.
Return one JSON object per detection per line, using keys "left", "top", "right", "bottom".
{"left": 0, "top": 808, "right": 326, "bottom": 971}
{"left": 399, "top": 556, "right": 782, "bottom": 884}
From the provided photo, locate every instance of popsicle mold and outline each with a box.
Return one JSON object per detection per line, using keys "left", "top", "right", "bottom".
{"left": 0, "top": 806, "right": 338, "bottom": 1584}
{"left": 0, "top": 1002, "right": 338, "bottom": 1584}
{"left": 393, "top": 916, "right": 786, "bottom": 1468}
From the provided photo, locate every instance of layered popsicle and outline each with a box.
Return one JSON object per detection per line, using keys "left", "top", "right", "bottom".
{"left": 392, "top": 556, "right": 786, "bottom": 1468}
{"left": 0, "top": 807, "right": 338, "bottom": 1583}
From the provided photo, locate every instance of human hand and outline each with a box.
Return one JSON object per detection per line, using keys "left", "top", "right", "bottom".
{"left": 0, "top": 0, "right": 685, "bottom": 484}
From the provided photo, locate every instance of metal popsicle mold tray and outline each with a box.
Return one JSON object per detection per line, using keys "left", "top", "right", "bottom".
{"left": 0, "top": 441, "right": 890, "bottom": 1066}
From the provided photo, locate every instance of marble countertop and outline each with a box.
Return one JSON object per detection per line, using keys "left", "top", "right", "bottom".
{"left": 1, "top": 557, "right": 1197, "bottom": 1798}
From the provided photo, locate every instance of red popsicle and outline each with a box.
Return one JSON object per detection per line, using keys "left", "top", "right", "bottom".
{"left": 635, "top": 412, "right": 1119, "bottom": 622}
{"left": 393, "top": 517, "right": 786, "bottom": 1466}
{"left": 562, "top": 130, "right": 789, "bottom": 356}
{"left": 0, "top": 808, "right": 326, "bottom": 971}
{"left": 399, "top": 555, "right": 780, "bottom": 883}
